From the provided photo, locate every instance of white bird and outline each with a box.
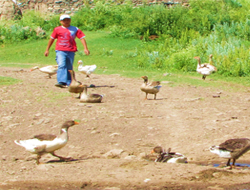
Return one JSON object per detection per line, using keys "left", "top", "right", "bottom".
{"left": 30, "top": 65, "right": 58, "bottom": 78}
{"left": 210, "top": 138, "right": 250, "bottom": 169}
{"left": 151, "top": 146, "right": 187, "bottom": 163}
{"left": 14, "top": 120, "right": 79, "bottom": 164}
{"left": 140, "top": 76, "right": 161, "bottom": 100}
{"left": 77, "top": 60, "right": 97, "bottom": 77}
{"left": 194, "top": 56, "right": 217, "bottom": 80}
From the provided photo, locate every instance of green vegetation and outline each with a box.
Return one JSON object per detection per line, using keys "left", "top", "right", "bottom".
{"left": 1, "top": 0, "right": 250, "bottom": 87}
{"left": 0, "top": 76, "right": 21, "bottom": 86}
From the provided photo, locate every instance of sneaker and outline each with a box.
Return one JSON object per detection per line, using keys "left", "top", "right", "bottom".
{"left": 55, "top": 83, "right": 66, "bottom": 88}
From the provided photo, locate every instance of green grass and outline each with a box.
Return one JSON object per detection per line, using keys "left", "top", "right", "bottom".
{"left": 1, "top": 30, "right": 250, "bottom": 91}
{"left": 0, "top": 76, "right": 21, "bottom": 86}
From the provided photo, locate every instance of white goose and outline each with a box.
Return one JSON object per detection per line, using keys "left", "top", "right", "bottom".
{"left": 77, "top": 60, "right": 97, "bottom": 77}
{"left": 194, "top": 56, "right": 217, "bottom": 80}
{"left": 14, "top": 120, "right": 79, "bottom": 164}
{"left": 151, "top": 146, "right": 187, "bottom": 163}
{"left": 30, "top": 65, "right": 58, "bottom": 78}
{"left": 210, "top": 138, "right": 250, "bottom": 169}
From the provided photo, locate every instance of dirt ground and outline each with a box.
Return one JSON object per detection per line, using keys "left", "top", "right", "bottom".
{"left": 1, "top": 67, "right": 250, "bottom": 190}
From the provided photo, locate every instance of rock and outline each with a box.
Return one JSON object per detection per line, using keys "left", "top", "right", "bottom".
{"left": 35, "top": 113, "right": 42, "bottom": 117}
{"left": 91, "top": 130, "right": 100, "bottom": 134}
{"left": 124, "top": 155, "right": 137, "bottom": 160}
{"left": 37, "top": 164, "right": 53, "bottom": 171}
{"left": 104, "top": 187, "right": 120, "bottom": 190}
{"left": 184, "top": 98, "right": 201, "bottom": 102}
{"left": 109, "top": 133, "right": 120, "bottom": 137}
{"left": 44, "top": 118, "right": 51, "bottom": 124}
{"left": 103, "top": 149, "right": 124, "bottom": 158}
{"left": 213, "top": 95, "right": 220, "bottom": 98}
{"left": 138, "top": 152, "right": 147, "bottom": 160}
{"left": 35, "top": 119, "right": 44, "bottom": 125}
{"left": 144, "top": 178, "right": 151, "bottom": 183}
{"left": 2, "top": 155, "right": 7, "bottom": 161}
{"left": 1, "top": 116, "right": 13, "bottom": 121}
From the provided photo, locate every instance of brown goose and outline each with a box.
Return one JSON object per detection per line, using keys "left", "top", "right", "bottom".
{"left": 140, "top": 76, "right": 161, "bottom": 100}
{"left": 80, "top": 84, "right": 103, "bottom": 103}
{"left": 210, "top": 138, "right": 250, "bottom": 169}
{"left": 68, "top": 70, "right": 84, "bottom": 98}
{"left": 151, "top": 146, "right": 187, "bottom": 163}
{"left": 14, "top": 120, "right": 79, "bottom": 164}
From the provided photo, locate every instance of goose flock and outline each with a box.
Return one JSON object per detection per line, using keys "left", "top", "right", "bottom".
{"left": 16, "top": 56, "right": 250, "bottom": 169}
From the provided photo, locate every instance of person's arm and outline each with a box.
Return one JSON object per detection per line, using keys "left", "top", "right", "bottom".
{"left": 44, "top": 38, "right": 55, "bottom": 57}
{"left": 80, "top": 38, "right": 90, "bottom": 55}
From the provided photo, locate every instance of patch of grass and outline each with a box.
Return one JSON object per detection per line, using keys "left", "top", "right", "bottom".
{"left": 45, "top": 91, "right": 71, "bottom": 102}
{"left": 0, "top": 76, "right": 21, "bottom": 86}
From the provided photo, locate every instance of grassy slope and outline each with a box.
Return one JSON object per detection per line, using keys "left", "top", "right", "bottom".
{"left": 1, "top": 30, "right": 250, "bottom": 91}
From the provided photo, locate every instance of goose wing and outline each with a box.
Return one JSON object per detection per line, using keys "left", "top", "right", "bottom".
{"left": 78, "top": 65, "right": 96, "bottom": 73}
{"left": 40, "top": 65, "right": 58, "bottom": 73}
{"left": 219, "top": 138, "right": 250, "bottom": 152}
{"left": 147, "top": 81, "right": 161, "bottom": 90}
{"left": 33, "top": 134, "right": 57, "bottom": 141}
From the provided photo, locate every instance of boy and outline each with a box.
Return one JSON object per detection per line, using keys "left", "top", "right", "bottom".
{"left": 44, "top": 14, "right": 90, "bottom": 88}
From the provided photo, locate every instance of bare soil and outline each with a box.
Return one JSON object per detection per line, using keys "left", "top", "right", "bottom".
{"left": 1, "top": 67, "right": 250, "bottom": 190}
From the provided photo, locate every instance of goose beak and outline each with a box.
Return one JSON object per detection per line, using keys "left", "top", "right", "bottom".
{"left": 150, "top": 150, "right": 155, "bottom": 154}
{"left": 74, "top": 121, "right": 80, "bottom": 125}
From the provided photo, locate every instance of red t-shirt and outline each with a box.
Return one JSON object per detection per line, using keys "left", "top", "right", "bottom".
{"left": 51, "top": 26, "right": 85, "bottom": 52}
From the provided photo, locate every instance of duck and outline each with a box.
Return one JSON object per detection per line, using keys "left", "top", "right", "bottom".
{"left": 30, "top": 65, "right": 58, "bottom": 78}
{"left": 210, "top": 138, "right": 250, "bottom": 169}
{"left": 14, "top": 120, "right": 79, "bottom": 164}
{"left": 77, "top": 60, "right": 97, "bottom": 78}
{"left": 194, "top": 56, "right": 217, "bottom": 80}
{"left": 68, "top": 70, "right": 84, "bottom": 98}
{"left": 80, "top": 84, "right": 103, "bottom": 103}
{"left": 140, "top": 76, "right": 161, "bottom": 100}
{"left": 151, "top": 146, "right": 187, "bottom": 163}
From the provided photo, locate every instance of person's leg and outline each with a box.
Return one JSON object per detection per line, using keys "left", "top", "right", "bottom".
{"left": 65, "top": 51, "right": 75, "bottom": 86}
{"left": 56, "top": 50, "right": 68, "bottom": 86}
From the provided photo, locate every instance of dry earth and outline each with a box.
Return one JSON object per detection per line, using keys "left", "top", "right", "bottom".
{"left": 1, "top": 67, "right": 250, "bottom": 189}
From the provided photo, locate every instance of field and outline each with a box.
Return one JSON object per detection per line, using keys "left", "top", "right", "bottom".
{"left": 2, "top": 1, "right": 250, "bottom": 188}
{"left": 1, "top": 66, "right": 250, "bottom": 189}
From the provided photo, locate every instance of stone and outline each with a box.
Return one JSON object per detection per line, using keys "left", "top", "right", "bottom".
{"left": 103, "top": 149, "right": 124, "bottom": 158}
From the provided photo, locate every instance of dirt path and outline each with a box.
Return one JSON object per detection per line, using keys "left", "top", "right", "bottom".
{"left": 1, "top": 67, "right": 250, "bottom": 189}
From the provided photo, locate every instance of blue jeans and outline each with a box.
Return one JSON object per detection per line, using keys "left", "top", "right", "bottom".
{"left": 55, "top": 50, "right": 75, "bottom": 86}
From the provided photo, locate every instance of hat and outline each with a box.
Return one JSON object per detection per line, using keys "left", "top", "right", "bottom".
{"left": 60, "top": 14, "right": 71, "bottom": 21}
